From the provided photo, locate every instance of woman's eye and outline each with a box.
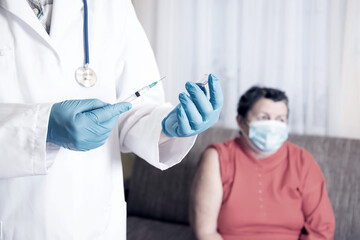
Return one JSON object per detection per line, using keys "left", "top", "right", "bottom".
{"left": 259, "top": 115, "right": 267, "bottom": 120}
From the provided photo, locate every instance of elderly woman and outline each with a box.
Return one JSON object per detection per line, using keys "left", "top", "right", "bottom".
{"left": 190, "top": 86, "right": 335, "bottom": 240}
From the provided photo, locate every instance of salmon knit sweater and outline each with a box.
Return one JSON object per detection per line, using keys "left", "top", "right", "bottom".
{"left": 209, "top": 137, "right": 335, "bottom": 240}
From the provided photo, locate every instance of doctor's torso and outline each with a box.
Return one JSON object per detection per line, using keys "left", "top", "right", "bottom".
{"left": 0, "top": 0, "right": 152, "bottom": 239}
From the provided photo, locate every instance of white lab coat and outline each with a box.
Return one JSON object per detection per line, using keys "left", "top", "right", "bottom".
{"left": 0, "top": 0, "right": 195, "bottom": 239}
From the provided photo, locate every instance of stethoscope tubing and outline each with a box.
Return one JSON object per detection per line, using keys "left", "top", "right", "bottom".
{"left": 83, "top": 0, "right": 89, "bottom": 65}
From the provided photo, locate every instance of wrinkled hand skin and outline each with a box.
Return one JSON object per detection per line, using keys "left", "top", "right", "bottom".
{"left": 162, "top": 74, "right": 223, "bottom": 138}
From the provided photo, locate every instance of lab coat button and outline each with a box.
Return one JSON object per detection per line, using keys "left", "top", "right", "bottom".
{"left": 33, "top": 8, "right": 39, "bottom": 15}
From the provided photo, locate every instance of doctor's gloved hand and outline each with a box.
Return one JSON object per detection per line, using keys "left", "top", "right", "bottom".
{"left": 47, "top": 99, "right": 132, "bottom": 151}
{"left": 162, "top": 74, "right": 223, "bottom": 138}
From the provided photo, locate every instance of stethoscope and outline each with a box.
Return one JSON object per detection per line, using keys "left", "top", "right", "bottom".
{"left": 75, "top": 0, "right": 97, "bottom": 87}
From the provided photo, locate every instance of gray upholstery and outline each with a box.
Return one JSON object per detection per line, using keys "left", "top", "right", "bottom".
{"left": 127, "top": 217, "right": 193, "bottom": 240}
{"left": 127, "top": 127, "right": 360, "bottom": 240}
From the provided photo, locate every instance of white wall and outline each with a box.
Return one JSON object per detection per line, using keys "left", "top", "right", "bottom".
{"left": 132, "top": 0, "right": 360, "bottom": 139}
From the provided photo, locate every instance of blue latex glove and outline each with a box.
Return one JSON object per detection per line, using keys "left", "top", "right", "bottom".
{"left": 162, "top": 74, "right": 223, "bottom": 137}
{"left": 47, "top": 99, "right": 132, "bottom": 151}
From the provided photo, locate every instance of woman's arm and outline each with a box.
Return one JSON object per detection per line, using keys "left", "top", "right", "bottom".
{"left": 301, "top": 182, "right": 335, "bottom": 240}
{"left": 189, "top": 148, "right": 224, "bottom": 240}
{"left": 300, "top": 152, "right": 335, "bottom": 240}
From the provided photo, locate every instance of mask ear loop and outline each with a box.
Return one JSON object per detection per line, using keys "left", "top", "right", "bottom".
{"left": 238, "top": 118, "right": 262, "bottom": 154}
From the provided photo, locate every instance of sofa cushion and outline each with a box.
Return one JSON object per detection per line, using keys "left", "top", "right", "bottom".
{"left": 127, "top": 216, "right": 193, "bottom": 240}
{"left": 127, "top": 128, "right": 238, "bottom": 224}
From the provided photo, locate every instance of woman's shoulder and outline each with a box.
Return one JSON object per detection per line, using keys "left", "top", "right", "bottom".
{"left": 285, "top": 141, "right": 314, "bottom": 160}
{"left": 207, "top": 138, "right": 240, "bottom": 158}
{"left": 209, "top": 137, "right": 239, "bottom": 150}
{"left": 285, "top": 141, "right": 323, "bottom": 177}
{"left": 285, "top": 142, "right": 327, "bottom": 192}
{"left": 203, "top": 138, "right": 239, "bottom": 196}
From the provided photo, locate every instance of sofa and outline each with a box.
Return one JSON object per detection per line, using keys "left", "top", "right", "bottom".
{"left": 126, "top": 127, "right": 360, "bottom": 240}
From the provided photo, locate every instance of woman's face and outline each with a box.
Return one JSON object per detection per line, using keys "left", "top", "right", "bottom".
{"left": 237, "top": 97, "right": 288, "bottom": 136}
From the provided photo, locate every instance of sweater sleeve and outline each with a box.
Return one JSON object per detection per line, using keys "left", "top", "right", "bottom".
{"left": 299, "top": 151, "right": 335, "bottom": 240}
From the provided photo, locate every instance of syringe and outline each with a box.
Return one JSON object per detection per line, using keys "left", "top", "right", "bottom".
{"left": 122, "top": 76, "right": 166, "bottom": 102}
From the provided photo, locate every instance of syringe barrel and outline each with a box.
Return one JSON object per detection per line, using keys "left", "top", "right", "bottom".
{"left": 122, "top": 85, "right": 150, "bottom": 102}
{"left": 137, "top": 85, "right": 150, "bottom": 95}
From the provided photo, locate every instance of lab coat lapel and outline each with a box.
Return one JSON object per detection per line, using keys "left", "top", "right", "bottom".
{"left": 0, "top": 0, "right": 59, "bottom": 55}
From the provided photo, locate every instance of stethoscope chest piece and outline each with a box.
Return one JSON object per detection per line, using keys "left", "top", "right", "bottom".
{"left": 76, "top": 0, "right": 97, "bottom": 88}
{"left": 75, "top": 65, "right": 97, "bottom": 88}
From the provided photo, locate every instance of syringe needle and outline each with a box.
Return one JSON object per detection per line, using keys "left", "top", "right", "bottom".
{"left": 148, "top": 76, "right": 167, "bottom": 88}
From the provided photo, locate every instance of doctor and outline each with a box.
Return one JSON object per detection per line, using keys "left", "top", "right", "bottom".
{"left": 0, "top": 0, "right": 223, "bottom": 239}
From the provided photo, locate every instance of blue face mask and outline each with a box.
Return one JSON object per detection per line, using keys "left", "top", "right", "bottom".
{"left": 248, "top": 120, "right": 288, "bottom": 153}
